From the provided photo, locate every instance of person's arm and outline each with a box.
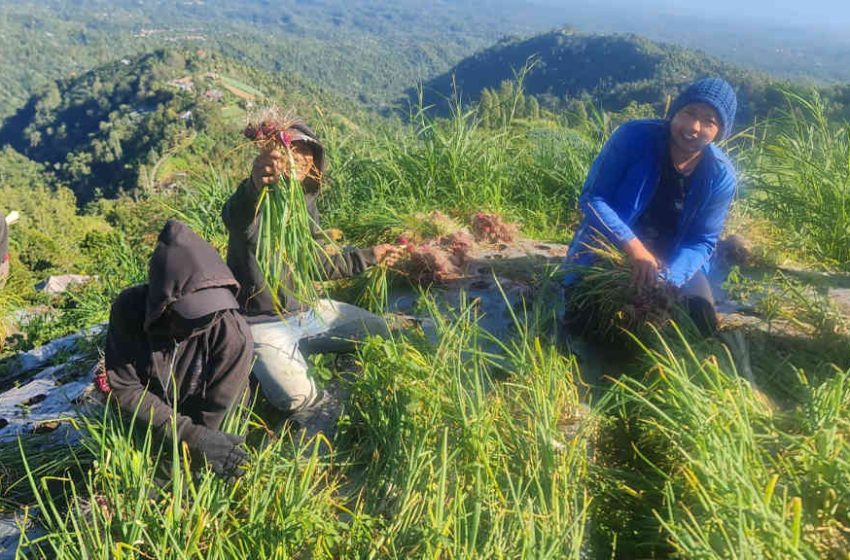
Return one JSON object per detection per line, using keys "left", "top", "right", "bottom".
{"left": 196, "top": 311, "right": 254, "bottom": 431}
{"left": 105, "top": 291, "right": 196, "bottom": 439}
{"left": 221, "top": 178, "right": 261, "bottom": 234}
{"left": 317, "top": 246, "right": 377, "bottom": 280}
{"left": 663, "top": 171, "right": 736, "bottom": 288}
{"left": 578, "top": 123, "right": 642, "bottom": 248}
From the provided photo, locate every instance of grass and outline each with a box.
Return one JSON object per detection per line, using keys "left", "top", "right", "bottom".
{"left": 166, "top": 166, "right": 235, "bottom": 252}
{"left": 751, "top": 90, "right": 850, "bottom": 269}
{"left": 3, "top": 91, "right": 850, "bottom": 558}
{"left": 11, "top": 294, "right": 850, "bottom": 558}
{"left": 13, "top": 296, "right": 592, "bottom": 558}
{"left": 320, "top": 99, "right": 600, "bottom": 244}
{"left": 594, "top": 326, "right": 850, "bottom": 558}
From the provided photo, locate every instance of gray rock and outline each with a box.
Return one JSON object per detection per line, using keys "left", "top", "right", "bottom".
{"left": 35, "top": 274, "right": 94, "bottom": 295}
{"left": 828, "top": 287, "right": 850, "bottom": 318}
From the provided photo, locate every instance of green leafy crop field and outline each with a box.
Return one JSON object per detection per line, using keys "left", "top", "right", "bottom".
{"left": 0, "top": 10, "right": 849, "bottom": 558}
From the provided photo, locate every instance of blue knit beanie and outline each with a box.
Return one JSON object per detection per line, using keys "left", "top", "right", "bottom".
{"left": 668, "top": 78, "right": 737, "bottom": 140}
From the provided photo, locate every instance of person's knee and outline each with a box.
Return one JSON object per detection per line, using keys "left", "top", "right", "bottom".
{"left": 256, "top": 363, "right": 316, "bottom": 412}
{"left": 685, "top": 296, "right": 718, "bottom": 337}
{"left": 681, "top": 272, "right": 715, "bottom": 305}
{"left": 319, "top": 299, "right": 390, "bottom": 338}
{"left": 252, "top": 339, "right": 317, "bottom": 413}
{"left": 285, "top": 384, "right": 317, "bottom": 411}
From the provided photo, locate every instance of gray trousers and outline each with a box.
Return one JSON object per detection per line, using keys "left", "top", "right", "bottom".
{"left": 250, "top": 299, "right": 389, "bottom": 413}
{"left": 0, "top": 260, "right": 8, "bottom": 290}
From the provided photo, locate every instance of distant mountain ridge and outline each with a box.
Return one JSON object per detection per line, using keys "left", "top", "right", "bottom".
{"left": 4, "top": 0, "right": 850, "bottom": 124}
{"left": 0, "top": 0, "right": 562, "bottom": 118}
{"left": 417, "top": 29, "right": 783, "bottom": 122}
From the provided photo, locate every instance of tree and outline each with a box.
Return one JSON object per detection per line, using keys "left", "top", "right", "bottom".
{"left": 479, "top": 89, "right": 497, "bottom": 128}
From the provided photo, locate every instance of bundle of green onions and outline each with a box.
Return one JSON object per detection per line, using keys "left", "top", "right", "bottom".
{"left": 354, "top": 263, "right": 392, "bottom": 313}
{"left": 564, "top": 239, "right": 686, "bottom": 343}
{"left": 244, "top": 117, "right": 328, "bottom": 313}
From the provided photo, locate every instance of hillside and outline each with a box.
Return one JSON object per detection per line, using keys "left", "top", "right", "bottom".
{"left": 417, "top": 29, "right": 850, "bottom": 123}
{"left": 0, "top": 49, "right": 346, "bottom": 202}
{"left": 5, "top": 1, "right": 850, "bottom": 124}
{"left": 0, "top": 0, "right": 565, "bottom": 118}
{"left": 2, "top": 74, "right": 850, "bottom": 558}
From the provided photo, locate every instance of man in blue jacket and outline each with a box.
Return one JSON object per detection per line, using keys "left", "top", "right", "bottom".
{"left": 563, "top": 78, "right": 738, "bottom": 335}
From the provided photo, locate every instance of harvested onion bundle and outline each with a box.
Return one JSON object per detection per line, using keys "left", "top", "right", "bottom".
{"left": 397, "top": 229, "right": 473, "bottom": 284}
{"left": 244, "top": 116, "right": 326, "bottom": 313}
{"left": 564, "top": 239, "right": 684, "bottom": 343}
{"left": 471, "top": 211, "right": 518, "bottom": 243}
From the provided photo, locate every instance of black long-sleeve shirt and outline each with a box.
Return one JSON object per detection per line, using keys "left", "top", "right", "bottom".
{"left": 222, "top": 178, "right": 376, "bottom": 320}
{"left": 634, "top": 148, "right": 693, "bottom": 264}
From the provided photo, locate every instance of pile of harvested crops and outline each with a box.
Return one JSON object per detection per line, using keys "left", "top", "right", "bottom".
{"left": 392, "top": 210, "right": 482, "bottom": 283}
{"left": 397, "top": 231, "right": 470, "bottom": 283}
{"left": 471, "top": 211, "right": 518, "bottom": 243}
{"left": 391, "top": 211, "right": 519, "bottom": 284}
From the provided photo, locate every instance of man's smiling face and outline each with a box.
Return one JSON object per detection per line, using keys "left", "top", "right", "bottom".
{"left": 669, "top": 102, "right": 721, "bottom": 154}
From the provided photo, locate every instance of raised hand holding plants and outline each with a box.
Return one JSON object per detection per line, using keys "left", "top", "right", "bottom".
{"left": 243, "top": 111, "right": 328, "bottom": 313}
{"left": 251, "top": 149, "right": 286, "bottom": 189}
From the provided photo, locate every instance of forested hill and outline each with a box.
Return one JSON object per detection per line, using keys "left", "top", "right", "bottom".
{"left": 5, "top": 0, "right": 850, "bottom": 125}
{"left": 417, "top": 29, "right": 850, "bottom": 123}
{"left": 0, "top": 0, "right": 563, "bottom": 118}
{"left": 0, "top": 49, "right": 343, "bottom": 202}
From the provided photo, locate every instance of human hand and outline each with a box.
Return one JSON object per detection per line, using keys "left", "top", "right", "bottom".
{"left": 373, "top": 244, "right": 404, "bottom": 267}
{"left": 251, "top": 150, "right": 286, "bottom": 190}
{"left": 624, "top": 238, "right": 659, "bottom": 291}
{"left": 185, "top": 426, "right": 249, "bottom": 480}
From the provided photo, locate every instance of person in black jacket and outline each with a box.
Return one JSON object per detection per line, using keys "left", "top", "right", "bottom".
{"left": 222, "top": 118, "right": 400, "bottom": 437}
{"left": 105, "top": 219, "right": 254, "bottom": 478}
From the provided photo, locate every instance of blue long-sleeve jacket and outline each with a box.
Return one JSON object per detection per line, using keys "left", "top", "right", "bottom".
{"left": 562, "top": 119, "right": 737, "bottom": 288}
